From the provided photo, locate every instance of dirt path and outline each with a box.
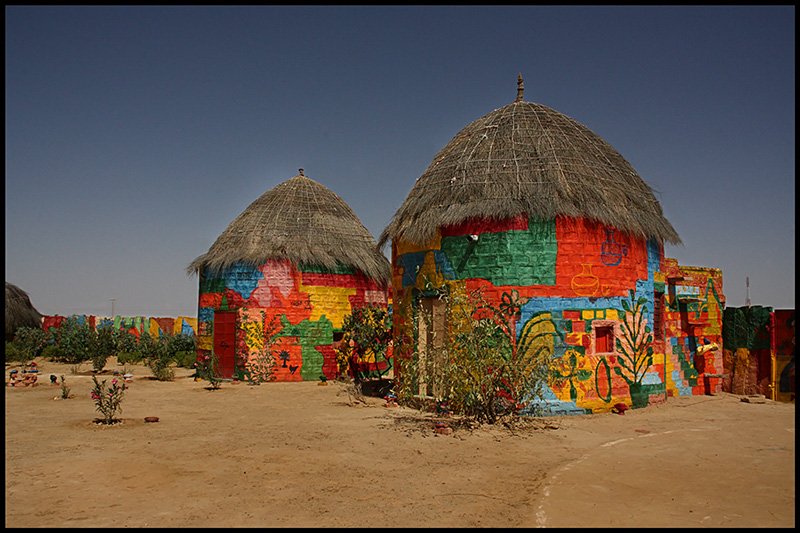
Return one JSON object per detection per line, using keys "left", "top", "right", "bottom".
{"left": 4, "top": 358, "right": 795, "bottom": 528}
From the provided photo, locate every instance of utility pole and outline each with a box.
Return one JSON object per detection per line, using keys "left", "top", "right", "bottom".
{"left": 745, "top": 277, "right": 751, "bottom": 307}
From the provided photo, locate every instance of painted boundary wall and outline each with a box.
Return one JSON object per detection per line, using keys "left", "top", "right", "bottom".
{"left": 773, "top": 309, "right": 795, "bottom": 402}
{"left": 196, "top": 259, "right": 389, "bottom": 382}
{"left": 722, "top": 306, "right": 795, "bottom": 401}
{"left": 392, "top": 215, "right": 725, "bottom": 415}
{"left": 41, "top": 314, "right": 197, "bottom": 338}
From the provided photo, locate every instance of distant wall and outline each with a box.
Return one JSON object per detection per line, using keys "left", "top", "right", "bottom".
{"left": 41, "top": 314, "right": 197, "bottom": 337}
{"left": 773, "top": 309, "right": 795, "bottom": 402}
{"left": 722, "top": 305, "right": 773, "bottom": 396}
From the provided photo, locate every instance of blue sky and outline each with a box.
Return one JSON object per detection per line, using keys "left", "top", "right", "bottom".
{"left": 5, "top": 5, "right": 795, "bottom": 317}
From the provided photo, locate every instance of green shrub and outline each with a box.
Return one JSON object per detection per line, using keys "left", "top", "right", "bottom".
{"left": 48, "top": 316, "right": 96, "bottom": 365}
{"left": 10, "top": 327, "right": 48, "bottom": 364}
{"left": 174, "top": 350, "right": 198, "bottom": 369}
{"left": 4, "top": 341, "right": 27, "bottom": 364}
{"left": 117, "top": 351, "right": 144, "bottom": 366}
{"left": 336, "top": 305, "right": 392, "bottom": 382}
{"left": 40, "top": 344, "right": 60, "bottom": 361}
{"left": 140, "top": 333, "right": 175, "bottom": 381}
{"left": 394, "top": 288, "right": 552, "bottom": 425}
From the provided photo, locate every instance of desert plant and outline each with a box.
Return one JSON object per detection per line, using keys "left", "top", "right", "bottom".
{"left": 40, "top": 344, "right": 60, "bottom": 361}
{"left": 174, "top": 350, "right": 198, "bottom": 369}
{"left": 395, "top": 287, "right": 553, "bottom": 424}
{"left": 166, "top": 333, "right": 195, "bottom": 358}
{"left": 116, "top": 351, "right": 143, "bottom": 366}
{"left": 59, "top": 375, "right": 71, "bottom": 399}
{"left": 5, "top": 341, "right": 27, "bottom": 364}
{"left": 194, "top": 352, "right": 222, "bottom": 390}
{"left": 143, "top": 335, "right": 175, "bottom": 381}
{"left": 49, "top": 316, "right": 96, "bottom": 366}
{"left": 9, "top": 326, "right": 48, "bottom": 364}
{"left": 114, "top": 329, "right": 140, "bottom": 357}
{"left": 90, "top": 325, "right": 116, "bottom": 373}
{"left": 335, "top": 305, "right": 393, "bottom": 382}
{"left": 90, "top": 375, "right": 127, "bottom": 424}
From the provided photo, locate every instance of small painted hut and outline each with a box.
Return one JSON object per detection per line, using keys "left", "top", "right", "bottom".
{"left": 188, "top": 170, "right": 390, "bottom": 382}
{"left": 5, "top": 282, "right": 43, "bottom": 341}
{"left": 380, "top": 75, "right": 724, "bottom": 414}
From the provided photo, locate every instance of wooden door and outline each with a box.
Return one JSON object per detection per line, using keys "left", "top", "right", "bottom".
{"left": 213, "top": 311, "right": 237, "bottom": 378}
{"left": 417, "top": 296, "right": 446, "bottom": 397}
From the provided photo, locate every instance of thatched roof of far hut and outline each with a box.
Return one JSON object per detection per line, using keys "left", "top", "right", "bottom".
{"left": 5, "top": 282, "right": 43, "bottom": 340}
{"left": 379, "top": 75, "right": 681, "bottom": 249}
{"left": 188, "top": 170, "right": 390, "bottom": 285}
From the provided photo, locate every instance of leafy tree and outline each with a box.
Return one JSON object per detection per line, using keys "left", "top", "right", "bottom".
{"left": 8, "top": 326, "right": 48, "bottom": 364}
{"left": 49, "top": 316, "right": 97, "bottom": 366}
{"left": 336, "top": 305, "right": 393, "bottom": 382}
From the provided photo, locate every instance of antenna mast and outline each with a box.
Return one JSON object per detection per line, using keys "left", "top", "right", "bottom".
{"left": 745, "top": 276, "right": 751, "bottom": 307}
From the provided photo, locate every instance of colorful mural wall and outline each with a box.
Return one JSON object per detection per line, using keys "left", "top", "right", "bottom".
{"left": 721, "top": 306, "right": 795, "bottom": 401}
{"left": 722, "top": 305, "right": 773, "bottom": 396}
{"left": 391, "top": 215, "right": 725, "bottom": 415}
{"left": 773, "top": 309, "right": 795, "bottom": 402}
{"left": 197, "top": 259, "right": 388, "bottom": 382}
{"left": 41, "top": 314, "right": 197, "bottom": 337}
{"left": 661, "top": 260, "right": 725, "bottom": 397}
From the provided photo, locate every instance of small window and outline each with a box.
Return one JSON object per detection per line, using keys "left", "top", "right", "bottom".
{"left": 595, "top": 325, "right": 614, "bottom": 353}
{"left": 653, "top": 293, "right": 664, "bottom": 338}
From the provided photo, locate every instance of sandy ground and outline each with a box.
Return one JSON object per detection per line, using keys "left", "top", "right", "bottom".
{"left": 4, "top": 357, "right": 795, "bottom": 528}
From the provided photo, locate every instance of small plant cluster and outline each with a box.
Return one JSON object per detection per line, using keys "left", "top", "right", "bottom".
{"left": 6, "top": 318, "right": 197, "bottom": 380}
{"left": 59, "top": 375, "right": 71, "bottom": 399}
{"left": 194, "top": 352, "right": 223, "bottom": 390}
{"left": 335, "top": 305, "right": 393, "bottom": 382}
{"left": 90, "top": 375, "right": 127, "bottom": 424}
{"left": 394, "top": 287, "right": 553, "bottom": 425}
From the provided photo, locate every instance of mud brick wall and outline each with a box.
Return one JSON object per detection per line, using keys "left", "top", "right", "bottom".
{"left": 392, "top": 215, "right": 724, "bottom": 415}
{"left": 197, "top": 259, "right": 388, "bottom": 382}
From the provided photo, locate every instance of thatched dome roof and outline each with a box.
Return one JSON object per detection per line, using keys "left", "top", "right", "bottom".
{"left": 379, "top": 75, "right": 681, "bottom": 248}
{"left": 5, "top": 282, "right": 43, "bottom": 340}
{"left": 188, "top": 170, "right": 390, "bottom": 285}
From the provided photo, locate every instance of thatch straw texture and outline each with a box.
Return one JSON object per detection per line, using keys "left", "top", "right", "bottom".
{"left": 5, "top": 282, "right": 43, "bottom": 339}
{"left": 379, "top": 91, "right": 681, "bottom": 249}
{"left": 188, "top": 172, "right": 390, "bottom": 285}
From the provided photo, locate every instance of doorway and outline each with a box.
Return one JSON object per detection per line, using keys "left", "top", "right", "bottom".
{"left": 416, "top": 296, "right": 447, "bottom": 397}
{"left": 213, "top": 311, "right": 237, "bottom": 378}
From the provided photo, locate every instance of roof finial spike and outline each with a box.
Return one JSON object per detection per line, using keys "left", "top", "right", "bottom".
{"left": 298, "top": 168, "right": 304, "bottom": 176}
{"left": 515, "top": 73, "right": 524, "bottom": 102}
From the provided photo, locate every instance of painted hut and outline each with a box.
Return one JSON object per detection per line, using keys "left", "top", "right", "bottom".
{"left": 5, "top": 282, "right": 43, "bottom": 341}
{"left": 188, "top": 170, "right": 390, "bottom": 382}
{"left": 380, "top": 75, "right": 723, "bottom": 414}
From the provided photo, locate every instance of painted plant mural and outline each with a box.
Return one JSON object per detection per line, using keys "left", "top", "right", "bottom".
{"left": 389, "top": 215, "right": 724, "bottom": 415}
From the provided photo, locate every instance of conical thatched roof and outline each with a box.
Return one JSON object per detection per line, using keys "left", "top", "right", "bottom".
{"left": 188, "top": 170, "right": 390, "bottom": 285}
{"left": 379, "top": 75, "right": 681, "bottom": 248}
{"left": 5, "top": 282, "right": 43, "bottom": 340}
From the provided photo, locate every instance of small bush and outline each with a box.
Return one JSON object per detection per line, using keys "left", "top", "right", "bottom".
{"left": 90, "top": 376, "right": 127, "bottom": 424}
{"left": 48, "top": 316, "right": 96, "bottom": 365}
{"left": 40, "top": 344, "right": 60, "bottom": 361}
{"left": 139, "top": 333, "right": 175, "bottom": 381}
{"left": 10, "top": 327, "right": 48, "bottom": 364}
{"left": 59, "top": 375, "right": 71, "bottom": 399}
{"left": 117, "top": 351, "right": 143, "bottom": 366}
{"left": 195, "top": 352, "right": 222, "bottom": 390}
{"left": 174, "top": 350, "right": 198, "bottom": 369}
{"left": 5, "top": 341, "right": 27, "bottom": 364}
